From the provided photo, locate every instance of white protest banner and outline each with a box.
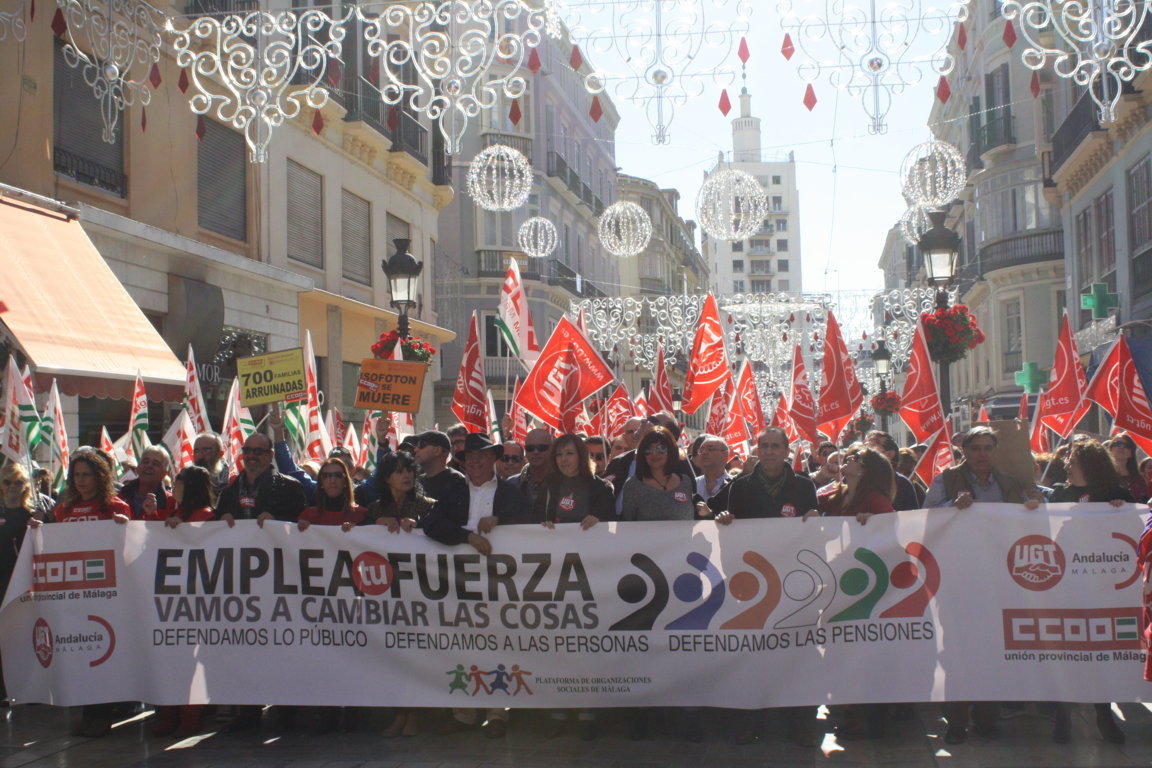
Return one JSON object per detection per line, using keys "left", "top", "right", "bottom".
{"left": 1, "top": 504, "right": 1148, "bottom": 708}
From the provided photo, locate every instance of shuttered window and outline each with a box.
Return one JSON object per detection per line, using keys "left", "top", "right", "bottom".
{"left": 341, "top": 189, "right": 372, "bottom": 284}
{"left": 197, "top": 120, "right": 247, "bottom": 241}
{"left": 53, "top": 42, "right": 126, "bottom": 197}
{"left": 385, "top": 213, "right": 411, "bottom": 250}
{"left": 287, "top": 159, "right": 323, "bottom": 267}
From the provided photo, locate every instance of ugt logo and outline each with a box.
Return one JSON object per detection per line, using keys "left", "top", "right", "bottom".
{"left": 1007, "top": 535, "right": 1064, "bottom": 591}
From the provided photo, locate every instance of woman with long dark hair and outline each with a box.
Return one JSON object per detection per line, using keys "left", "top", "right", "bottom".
{"left": 164, "top": 465, "right": 217, "bottom": 527}
{"left": 298, "top": 458, "right": 366, "bottom": 532}
{"left": 367, "top": 451, "right": 434, "bottom": 533}
{"left": 620, "top": 427, "right": 694, "bottom": 521}
{"left": 815, "top": 445, "right": 895, "bottom": 524}
{"left": 1107, "top": 433, "right": 1148, "bottom": 503}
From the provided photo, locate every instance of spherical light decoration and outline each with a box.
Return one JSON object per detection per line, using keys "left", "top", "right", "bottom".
{"left": 518, "top": 217, "right": 558, "bottom": 259}
{"left": 899, "top": 141, "right": 967, "bottom": 210}
{"left": 598, "top": 201, "right": 652, "bottom": 258}
{"left": 898, "top": 205, "right": 932, "bottom": 247}
{"left": 695, "top": 168, "right": 769, "bottom": 242}
{"left": 466, "top": 144, "right": 533, "bottom": 212}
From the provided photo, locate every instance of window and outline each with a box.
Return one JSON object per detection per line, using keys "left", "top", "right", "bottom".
{"left": 1074, "top": 207, "right": 1094, "bottom": 286}
{"left": 751, "top": 279, "right": 772, "bottom": 292}
{"left": 287, "top": 160, "right": 323, "bottom": 266}
{"left": 1095, "top": 189, "right": 1115, "bottom": 275}
{"left": 386, "top": 212, "right": 411, "bottom": 248}
{"left": 484, "top": 314, "right": 510, "bottom": 357}
{"left": 1002, "top": 298, "right": 1022, "bottom": 373}
{"left": 778, "top": 279, "right": 790, "bottom": 291}
{"left": 53, "top": 42, "right": 126, "bottom": 197}
{"left": 776, "top": 238, "right": 789, "bottom": 252}
{"left": 751, "top": 238, "right": 771, "bottom": 251}
{"left": 771, "top": 196, "right": 783, "bottom": 211}
{"left": 750, "top": 259, "right": 770, "bottom": 274}
{"left": 341, "top": 190, "right": 372, "bottom": 284}
{"left": 1128, "top": 155, "right": 1152, "bottom": 256}
{"left": 777, "top": 259, "right": 789, "bottom": 272}
{"left": 732, "top": 279, "right": 745, "bottom": 293}
{"left": 732, "top": 259, "right": 744, "bottom": 273}
{"left": 732, "top": 241, "right": 744, "bottom": 252}
{"left": 772, "top": 175, "right": 782, "bottom": 185}
{"left": 775, "top": 219, "right": 787, "bottom": 232}
{"left": 341, "top": 361, "right": 367, "bottom": 424}
{"left": 198, "top": 120, "right": 247, "bottom": 241}
{"left": 975, "top": 167, "right": 1057, "bottom": 241}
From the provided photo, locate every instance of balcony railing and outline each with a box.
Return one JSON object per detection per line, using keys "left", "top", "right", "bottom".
{"left": 547, "top": 259, "right": 604, "bottom": 298}
{"left": 977, "top": 228, "right": 1063, "bottom": 274}
{"left": 1134, "top": 247, "right": 1152, "bottom": 300}
{"left": 967, "top": 141, "right": 985, "bottom": 173}
{"left": 482, "top": 131, "right": 532, "bottom": 160}
{"left": 389, "top": 110, "right": 428, "bottom": 165}
{"left": 1050, "top": 90, "right": 1103, "bottom": 174}
{"left": 185, "top": 0, "right": 256, "bottom": 12}
{"left": 593, "top": 195, "right": 604, "bottom": 216}
{"left": 980, "top": 112, "right": 1014, "bottom": 152}
{"left": 54, "top": 147, "right": 126, "bottom": 198}
{"left": 477, "top": 249, "right": 537, "bottom": 279}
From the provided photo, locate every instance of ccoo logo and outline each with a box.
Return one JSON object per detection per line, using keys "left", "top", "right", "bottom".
{"left": 1008, "top": 535, "right": 1065, "bottom": 591}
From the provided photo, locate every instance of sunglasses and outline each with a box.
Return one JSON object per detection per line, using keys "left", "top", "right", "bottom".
{"left": 643, "top": 445, "right": 668, "bottom": 455}
{"left": 319, "top": 471, "right": 345, "bottom": 480}
{"left": 241, "top": 447, "right": 270, "bottom": 456}
{"left": 1112, "top": 443, "right": 1135, "bottom": 450}
{"left": 499, "top": 455, "right": 524, "bottom": 462}
{"left": 525, "top": 444, "right": 550, "bottom": 452}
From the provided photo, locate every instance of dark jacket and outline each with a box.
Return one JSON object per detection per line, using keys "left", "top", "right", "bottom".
{"left": 422, "top": 476, "right": 530, "bottom": 546}
{"left": 117, "top": 479, "right": 172, "bottom": 520}
{"left": 215, "top": 468, "right": 307, "bottom": 522}
{"left": 603, "top": 448, "right": 694, "bottom": 499}
{"left": 532, "top": 475, "right": 615, "bottom": 524}
{"left": 274, "top": 440, "right": 388, "bottom": 506}
{"left": 893, "top": 472, "right": 921, "bottom": 512}
{"left": 707, "top": 463, "right": 818, "bottom": 519}
{"left": 1050, "top": 484, "right": 1134, "bottom": 504}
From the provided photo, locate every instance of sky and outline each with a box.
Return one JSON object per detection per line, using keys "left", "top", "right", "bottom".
{"left": 581, "top": 2, "right": 948, "bottom": 297}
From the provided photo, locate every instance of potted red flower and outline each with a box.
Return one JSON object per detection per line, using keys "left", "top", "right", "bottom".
{"left": 920, "top": 304, "right": 986, "bottom": 364}
{"left": 371, "top": 330, "right": 437, "bottom": 364}
{"left": 870, "top": 391, "right": 901, "bottom": 415}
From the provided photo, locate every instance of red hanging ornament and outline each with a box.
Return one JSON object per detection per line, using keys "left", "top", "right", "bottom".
{"left": 148, "top": 62, "right": 162, "bottom": 89}
{"left": 50, "top": 8, "right": 66, "bottom": 38}
{"left": 327, "top": 57, "right": 342, "bottom": 87}
{"left": 140, "top": 107, "right": 147, "bottom": 132}
{"left": 311, "top": 109, "right": 325, "bottom": 135}
{"left": 194, "top": 115, "right": 206, "bottom": 142}
{"left": 718, "top": 89, "right": 732, "bottom": 116}
{"left": 781, "top": 33, "right": 795, "bottom": 60}
{"left": 957, "top": 22, "right": 967, "bottom": 50}
{"left": 178, "top": 69, "right": 189, "bottom": 94}
{"left": 788, "top": 313, "right": 795, "bottom": 323}
{"left": 738, "top": 37, "right": 750, "bottom": 64}
{"left": 936, "top": 75, "right": 951, "bottom": 104}
{"left": 589, "top": 95, "right": 603, "bottom": 123}
{"left": 368, "top": 57, "right": 380, "bottom": 85}
{"left": 1030, "top": 70, "right": 1041, "bottom": 98}
{"left": 803, "top": 84, "right": 817, "bottom": 111}
{"left": 30, "top": 0, "right": 35, "bottom": 21}
{"left": 386, "top": 105, "right": 399, "bottom": 132}
{"left": 569, "top": 45, "right": 584, "bottom": 71}
{"left": 783, "top": 332, "right": 789, "bottom": 342}
{"left": 527, "top": 48, "right": 542, "bottom": 74}
{"left": 727, "top": 314, "right": 734, "bottom": 323}
{"left": 509, "top": 98, "right": 522, "bottom": 126}
{"left": 1002, "top": 19, "right": 1017, "bottom": 48}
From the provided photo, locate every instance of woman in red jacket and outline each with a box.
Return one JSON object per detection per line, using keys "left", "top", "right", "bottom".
{"left": 298, "top": 459, "right": 366, "bottom": 531}
{"left": 814, "top": 445, "right": 895, "bottom": 523}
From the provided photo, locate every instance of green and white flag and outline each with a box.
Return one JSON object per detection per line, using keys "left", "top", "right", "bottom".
{"left": 1, "top": 355, "right": 40, "bottom": 464}
{"left": 42, "top": 379, "right": 69, "bottom": 494}
{"left": 127, "top": 374, "right": 150, "bottom": 461}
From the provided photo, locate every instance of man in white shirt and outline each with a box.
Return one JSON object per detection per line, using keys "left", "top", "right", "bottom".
{"left": 692, "top": 435, "right": 731, "bottom": 517}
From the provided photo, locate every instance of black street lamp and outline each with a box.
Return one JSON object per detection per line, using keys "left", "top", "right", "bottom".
{"left": 381, "top": 238, "right": 423, "bottom": 339}
{"left": 917, "top": 209, "right": 961, "bottom": 424}
{"left": 672, "top": 387, "right": 683, "bottom": 414}
{"left": 872, "top": 339, "right": 892, "bottom": 433}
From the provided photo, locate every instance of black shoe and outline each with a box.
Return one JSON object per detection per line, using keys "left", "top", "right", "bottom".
{"left": 943, "top": 725, "right": 967, "bottom": 745}
{"left": 1096, "top": 709, "right": 1125, "bottom": 745}
{"left": 482, "top": 719, "right": 507, "bottom": 739}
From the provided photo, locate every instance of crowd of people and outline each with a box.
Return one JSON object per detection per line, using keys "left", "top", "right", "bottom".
{"left": 1, "top": 410, "right": 1150, "bottom": 746}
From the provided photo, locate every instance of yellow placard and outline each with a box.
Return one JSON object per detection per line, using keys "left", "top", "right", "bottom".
{"left": 236, "top": 348, "right": 308, "bottom": 407}
{"left": 354, "top": 359, "right": 426, "bottom": 413}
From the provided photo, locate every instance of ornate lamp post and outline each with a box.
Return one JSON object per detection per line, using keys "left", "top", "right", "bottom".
{"left": 872, "top": 339, "right": 892, "bottom": 433}
{"left": 672, "top": 387, "right": 683, "bottom": 415}
{"left": 381, "top": 238, "right": 423, "bottom": 339}
{"left": 918, "top": 210, "right": 961, "bottom": 424}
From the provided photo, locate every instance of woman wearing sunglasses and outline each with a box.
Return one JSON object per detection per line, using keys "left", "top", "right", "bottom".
{"left": 298, "top": 459, "right": 366, "bottom": 532}
{"left": 620, "top": 426, "right": 694, "bottom": 521}
{"left": 1108, "top": 432, "right": 1148, "bottom": 503}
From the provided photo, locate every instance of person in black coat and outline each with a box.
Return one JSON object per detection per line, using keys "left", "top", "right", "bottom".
{"left": 215, "top": 433, "right": 306, "bottom": 524}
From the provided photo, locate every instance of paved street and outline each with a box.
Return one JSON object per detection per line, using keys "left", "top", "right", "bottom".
{"left": 3, "top": 702, "right": 1152, "bottom": 768}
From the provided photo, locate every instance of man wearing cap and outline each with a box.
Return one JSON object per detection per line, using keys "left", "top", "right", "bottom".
{"left": 411, "top": 430, "right": 469, "bottom": 512}
{"left": 422, "top": 433, "right": 529, "bottom": 739}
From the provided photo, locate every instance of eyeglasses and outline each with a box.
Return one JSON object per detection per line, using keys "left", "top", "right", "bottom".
{"left": 1111, "top": 443, "right": 1135, "bottom": 450}
{"left": 525, "top": 444, "right": 550, "bottom": 452}
{"left": 319, "top": 471, "right": 345, "bottom": 480}
{"left": 499, "top": 455, "right": 524, "bottom": 462}
{"left": 643, "top": 444, "right": 668, "bottom": 456}
{"left": 241, "top": 447, "right": 270, "bottom": 456}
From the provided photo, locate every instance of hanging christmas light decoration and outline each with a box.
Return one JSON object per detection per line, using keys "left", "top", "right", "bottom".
{"left": 360, "top": 0, "right": 561, "bottom": 156}
{"left": 169, "top": 8, "right": 346, "bottom": 163}
{"left": 898, "top": 205, "right": 933, "bottom": 247}
{"left": 900, "top": 140, "right": 967, "bottom": 209}
{"left": 696, "top": 168, "right": 769, "bottom": 241}
{"left": 1000, "top": 0, "right": 1152, "bottom": 123}
{"left": 466, "top": 143, "right": 534, "bottom": 212}
{"left": 777, "top": 0, "right": 970, "bottom": 133}
{"left": 518, "top": 216, "right": 558, "bottom": 258}
{"left": 598, "top": 201, "right": 653, "bottom": 258}
{"left": 56, "top": 0, "right": 164, "bottom": 143}
{"left": 560, "top": 0, "right": 754, "bottom": 144}
{"left": 0, "top": 0, "right": 27, "bottom": 42}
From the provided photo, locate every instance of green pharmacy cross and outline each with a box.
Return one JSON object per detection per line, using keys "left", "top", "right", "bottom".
{"left": 1081, "top": 283, "right": 1120, "bottom": 320}
{"left": 1015, "top": 361, "right": 1048, "bottom": 394}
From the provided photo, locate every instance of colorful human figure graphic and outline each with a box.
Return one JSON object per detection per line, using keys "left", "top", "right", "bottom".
{"left": 487, "top": 663, "right": 511, "bottom": 694}
{"left": 447, "top": 664, "right": 468, "bottom": 694}
{"left": 510, "top": 665, "right": 534, "bottom": 695}
{"left": 469, "top": 664, "right": 492, "bottom": 696}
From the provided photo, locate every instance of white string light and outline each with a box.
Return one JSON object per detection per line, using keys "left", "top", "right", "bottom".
{"left": 598, "top": 201, "right": 652, "bottom": 257}
{"left": 900, "top": 140, "right": 967, "bottom": 209}
{"left": 518, "top": 216, "right": 558, "bottom": 258}
{"left": 696, "top": 168, "right": 769, "bottom": 242}
{"left": 466, "top": 144, "right": 534, "bottom": 212}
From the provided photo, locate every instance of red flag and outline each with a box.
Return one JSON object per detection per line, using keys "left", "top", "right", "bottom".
{"left": 1029, "top": 392, "right": 1050, "bottom": 453}
{"left": 898, "top": 320, "right": 946, "bottom": 444}
{"left": 772, "top": 392, "right": 800, "bottom": 444}
{"left": 816, "top": 311, "right": 863, "bottom": 441}
{"left": 559, "top": 353, "right": 584, "bottom": 433}
{"left": 705, "top": 375, "right": 733, "bottom": 435}
{"left": 1085, "top": 337, "right": 1121, "bottom": 418}
{"left": 1019, "top": 391, "right": 1030, "bottom": 421}
{"left": 509, "top": 377, "right": 529, "bottom": 444}
{"left": 1113, "top": 337, "right": 1152, "bottom": 457}
{"left": 722, "top": 401, "right": 749, "bottom": 459}
{"left": 682, "top": 294, "right": 731, "bottom": 414}
{"left": 649, "top": 339, "right": 674, "bottom": 414}
{"left": 914, "top": 425, "right": 955, "bottom": 486}
{"left": 634, "top": 388, "right": 649, "bottom": 418}
{"left": 603, "top": 383, "right": 635, "bottom": 439}
{"left": 977, "top": 404, "right": 989, "bottom": 422}
{"left": 787, "top": 344, "right": 818, "bottom": 444}
{"left": 733, "top": 358, "right": 767, "bottom": 436}
{"left": 514, "top": 317, "right": 614, "bottom": 433}
{"left": 451, "top": 312, "right": 488, "bottom": 433}
{"left": 1039, "top": 313, "right": 1089, "bottom": 439}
